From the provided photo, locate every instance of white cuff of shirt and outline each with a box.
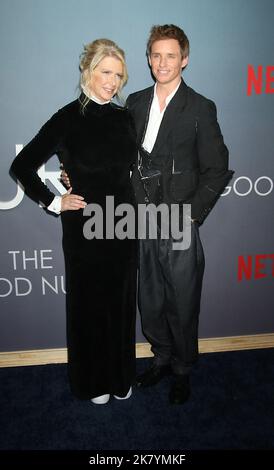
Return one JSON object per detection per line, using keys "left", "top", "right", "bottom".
{"left": 47, "top": 196, "right": 62, "bottom": 214}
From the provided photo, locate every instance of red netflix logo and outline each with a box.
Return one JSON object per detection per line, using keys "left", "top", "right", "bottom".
{"left": 247, "top": 65, "right": 274, "bottom": 95}
{"left": 238, "top": 254, "right": 274, "bottom": 280}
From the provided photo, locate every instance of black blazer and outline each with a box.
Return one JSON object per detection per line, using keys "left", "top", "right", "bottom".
{"left": 127, "top": 80, "right": 234, "bottom": 224}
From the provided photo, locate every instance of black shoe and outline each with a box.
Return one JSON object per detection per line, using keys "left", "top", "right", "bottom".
{"left": 136, "top": 364, "right": 171, "bottom": 387}
{"left": 169, "top": 375, "right": 190, "bottom": 404}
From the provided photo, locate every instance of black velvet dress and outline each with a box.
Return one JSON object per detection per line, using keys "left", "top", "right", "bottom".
{"left": 11, "top": 96, "right": 137, "bottom": 399}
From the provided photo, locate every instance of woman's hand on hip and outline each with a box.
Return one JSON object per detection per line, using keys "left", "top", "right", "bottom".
{"left": 61, "top": 188, "right": 87, "bottom": 211}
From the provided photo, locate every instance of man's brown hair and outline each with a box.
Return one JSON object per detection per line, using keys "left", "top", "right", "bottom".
{"left": 147, "top": 24, "right": 189, "bottom": 58}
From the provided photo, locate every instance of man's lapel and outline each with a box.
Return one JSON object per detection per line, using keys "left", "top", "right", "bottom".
{"left": 151, "top": 80, "right": 188, "bottom": 155}
{"left": 135, "top": 88, "right": 154, "bottom": 145}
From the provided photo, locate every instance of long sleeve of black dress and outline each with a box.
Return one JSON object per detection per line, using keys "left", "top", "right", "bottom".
{"left": 10, "top": 108, "right": 67, "bottom": 207}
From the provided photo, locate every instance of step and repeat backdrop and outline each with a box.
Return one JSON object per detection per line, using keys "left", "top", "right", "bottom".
{"left": 0, "top": 0, "right": 273, "bottom": 352}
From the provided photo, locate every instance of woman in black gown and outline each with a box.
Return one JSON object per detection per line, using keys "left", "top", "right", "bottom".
{"left": 11, "top": 39, "right": 137, "bottom": 404}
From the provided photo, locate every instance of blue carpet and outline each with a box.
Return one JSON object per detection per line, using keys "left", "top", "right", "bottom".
{"left": 0, "top": 349, "right": 274, "bottom": 451}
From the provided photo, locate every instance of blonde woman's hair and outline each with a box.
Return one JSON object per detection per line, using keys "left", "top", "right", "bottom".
{"left": 79, "top": 38, "right": 128, "bottom": 111}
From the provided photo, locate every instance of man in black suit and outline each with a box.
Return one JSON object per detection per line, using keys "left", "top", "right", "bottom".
{"left": 127, "top": 24, "right": 233, "bottom": 404}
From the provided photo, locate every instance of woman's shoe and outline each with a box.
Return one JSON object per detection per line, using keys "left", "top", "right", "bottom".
{"left": 90, "top": 394, "right": 110, "bottom": 404}
{"left": 114, "top": 386, "right": 132, "bottom": 400}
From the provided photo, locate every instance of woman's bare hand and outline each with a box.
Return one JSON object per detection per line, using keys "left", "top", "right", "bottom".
{"left": 61, "top": 188, "right": 87, "bottom": 211}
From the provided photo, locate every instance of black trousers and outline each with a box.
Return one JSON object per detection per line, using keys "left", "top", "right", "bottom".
{"left": 138, "top": 222, "right": 205, "bottom": 375}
